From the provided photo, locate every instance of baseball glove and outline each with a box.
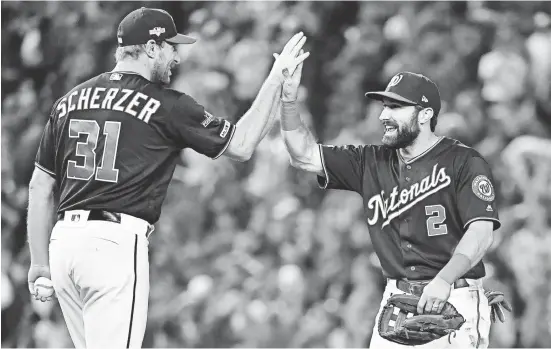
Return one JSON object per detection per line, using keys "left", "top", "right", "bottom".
{"left": 485, "top": 290, "right": 512, "bottom": 323}
{"left": 378, "top": 294, "right": 465, "bottom": 346}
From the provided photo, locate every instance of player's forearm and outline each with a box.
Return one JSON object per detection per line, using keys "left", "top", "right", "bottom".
{"left": 280, "top": 101, "right": 320, "bottom": 172}
{"left": 27, "top": 181, "right": 56, "bottom": 266}
{"left": 257, "top": 86, "right": 282, "bottom": 141}
{"left": 234, "top": 76, "right": 282, "bottom": 157}
{"left": 436, "top": 227, "right": 494, "bottom": 284}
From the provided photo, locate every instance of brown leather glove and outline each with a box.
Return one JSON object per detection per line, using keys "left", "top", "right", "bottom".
{"left": 378, "top": 294, "right": 465, "bottom": 345}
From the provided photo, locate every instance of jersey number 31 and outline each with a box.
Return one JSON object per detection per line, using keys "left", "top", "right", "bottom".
{"left": 425, "top": 205, "right": 448, "bottom": 236}
{"left": 67, "top": 119, "right": 121, "bottom": 183}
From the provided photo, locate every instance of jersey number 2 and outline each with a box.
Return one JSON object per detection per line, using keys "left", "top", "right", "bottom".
{"left": 67, "top": 119, "right": 121, "bottom": 183}
{"left": 425, "top": 205, "right": 448, "bottom": 236}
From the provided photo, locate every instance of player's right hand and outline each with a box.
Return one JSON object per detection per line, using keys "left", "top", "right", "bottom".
{"left": 28, "top": 264, "right": 51, "bottom": 299}
{"left": 269, "top": 32, "right": 310, "bottom": 84}
{"left": 279, "top": 50, "right": 305, "bottom": 102}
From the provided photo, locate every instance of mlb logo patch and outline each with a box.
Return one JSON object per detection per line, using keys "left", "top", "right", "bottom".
{"left": 110, "top": 73, "right": 122, "bottom": 81}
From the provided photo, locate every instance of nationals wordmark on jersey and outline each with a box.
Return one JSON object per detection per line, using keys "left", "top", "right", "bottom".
{"left": 317, "top": 136, "right": 501, "bottom": 280}
{"left": 368, "top": 163, "right": 452, "bottom": 228}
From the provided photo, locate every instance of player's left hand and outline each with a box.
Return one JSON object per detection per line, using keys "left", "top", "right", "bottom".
{"left": 417, "top": 276, "right": 451, "bottom": 314}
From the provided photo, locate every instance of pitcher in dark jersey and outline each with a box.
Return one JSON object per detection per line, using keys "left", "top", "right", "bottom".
{"left": 279, "top": 68, "right": 500, "bottom": 348}
{"left": 26, "top": 7, "right": 309, "bottom": 348}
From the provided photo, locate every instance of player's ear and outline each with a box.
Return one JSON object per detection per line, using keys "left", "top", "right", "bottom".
{"left": 144, "top": 40, "right": 158, "bottom": 59}
{"left": 418, "top": 108, "right": 434, "bottom": 126}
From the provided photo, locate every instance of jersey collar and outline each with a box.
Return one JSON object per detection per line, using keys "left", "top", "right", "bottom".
{"left": 397, "top": 136, "right": 445, "bottom": 165}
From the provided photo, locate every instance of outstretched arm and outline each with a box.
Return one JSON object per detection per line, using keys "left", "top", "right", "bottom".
{"left": 223, "top": 32, "right": 310, "bottom": 162}
{"left": 278, "top": 58, "right": 324, "bottom": 175}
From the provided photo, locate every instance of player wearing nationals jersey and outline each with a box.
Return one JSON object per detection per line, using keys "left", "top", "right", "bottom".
{"left": 26, "top": 7, "right": 309, "bottom": 348}
{"left": 279, "top": 68, "right": 504, "bottom": 348}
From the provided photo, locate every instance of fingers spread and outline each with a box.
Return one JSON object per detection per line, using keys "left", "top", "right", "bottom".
{"left": 424, "top": 299, "right": 435, "bottom": 314}
{"left": 502, "top": 299, "right": 513, "bottom": 312}
{"left": 496, "top": 305, "right": 505, "bottom": 322}
{"left": 282, "top": 32, "right": 304, "bottom": 55}
{"left": 417, "top": 295, "right": 427, "bottom": 314}
{"left": 291, "top": 50, "right": 306, "bottom": 78}
{"left": 294, "top": 51, "right": 310, "bottom": 66}
{"left": 291, "top": 36, "right": 307, "bottom": 57}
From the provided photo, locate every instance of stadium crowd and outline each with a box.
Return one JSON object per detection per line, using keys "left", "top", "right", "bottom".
{"left": 2, "top": 1, "right": 550, "bottom": 347}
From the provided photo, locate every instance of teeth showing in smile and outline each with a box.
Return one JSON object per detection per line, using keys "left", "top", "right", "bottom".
{"left": 385, "top": 126, "right": 397, "bottom": 132}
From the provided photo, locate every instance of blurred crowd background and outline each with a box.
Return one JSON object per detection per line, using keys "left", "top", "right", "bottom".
{"left": 2, "top": 1, "right": 551, "bottom": 348}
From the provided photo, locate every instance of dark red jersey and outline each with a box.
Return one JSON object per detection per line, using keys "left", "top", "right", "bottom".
{"left": 317, "top": 137, "right": 500, "bottom": 280}
{"left": 35, "top": 71, "right": 235, "bottom": 224}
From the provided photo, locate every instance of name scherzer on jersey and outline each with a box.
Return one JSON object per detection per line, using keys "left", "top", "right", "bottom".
{"left": 35, "top": 71, "right": 236, "bottom": 224}
{"left": 316, "top": 137, "right": 501, "bottom": 280}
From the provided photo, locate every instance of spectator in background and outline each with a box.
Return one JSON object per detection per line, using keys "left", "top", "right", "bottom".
{"left": 2, "top": 2, "right": 550, "bottom": 348}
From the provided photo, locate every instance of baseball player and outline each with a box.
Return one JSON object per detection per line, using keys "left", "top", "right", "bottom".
{"left": 26, "top": 7, "right": 309, "bottom": 348}
{"left": 279, "top": 67, "right": 505, "bottom": 348}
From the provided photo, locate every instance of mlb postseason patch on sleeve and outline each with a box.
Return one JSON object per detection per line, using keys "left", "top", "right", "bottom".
{"left": 201, "top": 111, "right": 215, "bottom": 127}
{"left": 472, "top": 175, "right": 495, "bottom": 201}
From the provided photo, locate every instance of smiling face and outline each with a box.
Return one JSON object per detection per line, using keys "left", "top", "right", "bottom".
{"left": 378, "top": 98, "right": 422, "bottom": 149}
{"left": 150, "top": 41, "right": 180, "bottom": 85}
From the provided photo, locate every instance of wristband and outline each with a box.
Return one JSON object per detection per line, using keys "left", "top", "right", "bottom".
{"left": 281, "top": 100, "right": 301, "bottom": 131}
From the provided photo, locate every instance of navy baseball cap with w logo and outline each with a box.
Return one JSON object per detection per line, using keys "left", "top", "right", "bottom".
{"left": 117, "top": 7, "right": 196, "bottom": 47}
{"left": 366, "top": 72, "right": 441, "bottom": 117}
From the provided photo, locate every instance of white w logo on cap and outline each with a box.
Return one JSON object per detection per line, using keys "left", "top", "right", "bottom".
{"left": 386, "top": 74, "right": 403, "bottom": 91}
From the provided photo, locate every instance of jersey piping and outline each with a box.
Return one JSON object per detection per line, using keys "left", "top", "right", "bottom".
{"left": 398, "top": 136, "right": 444, "bottom": 165}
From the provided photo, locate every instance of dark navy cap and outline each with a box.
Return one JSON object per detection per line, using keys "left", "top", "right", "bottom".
{"left": 117, "top": 7, "right": 196, "bottom": 47}
{"left": 366, "top": 72, "right": 441, "bottom": 117}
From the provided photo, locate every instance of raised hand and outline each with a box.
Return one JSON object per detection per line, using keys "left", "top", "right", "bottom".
{"left": 280, "top": 49, "right": 305, "bottom": 102}
{"left": 269, "top": 32, "right": 310, "bottom": 84}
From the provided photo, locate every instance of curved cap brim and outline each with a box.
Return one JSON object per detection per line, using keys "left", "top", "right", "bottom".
{"left": 166, "top": 33, "right": 196, "bottom": 44}
{"left": 365, "top": 91, "right": 417, "bottom": 105}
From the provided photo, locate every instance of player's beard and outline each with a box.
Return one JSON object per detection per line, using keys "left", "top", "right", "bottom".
{"left": 382, "top": 110, "right": 421, "bottom": 149}
{"left": 151, "top": 59, "right": 171, "bottom": 86}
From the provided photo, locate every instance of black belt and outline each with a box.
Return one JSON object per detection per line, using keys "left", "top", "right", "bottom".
{"left": 395, "top": 278, "right": 469, "bottom": 296}
{"left": 57, "top": 210, "right": 121, "bottom": 223}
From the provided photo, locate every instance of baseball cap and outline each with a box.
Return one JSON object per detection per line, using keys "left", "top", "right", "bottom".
{"left": 365, "top": 72, "right": 441, "bottom": 117}
{"left": 117, "top": 7, "right": 196, "bottom": 47}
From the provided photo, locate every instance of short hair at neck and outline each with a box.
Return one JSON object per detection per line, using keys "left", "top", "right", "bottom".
{"left": 114, "top": 44, "right": 146, "bottom": 62}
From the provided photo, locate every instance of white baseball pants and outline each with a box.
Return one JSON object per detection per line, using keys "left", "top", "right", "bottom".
{"left": 49, "top": 210, "right": 151, "bottom": 348}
